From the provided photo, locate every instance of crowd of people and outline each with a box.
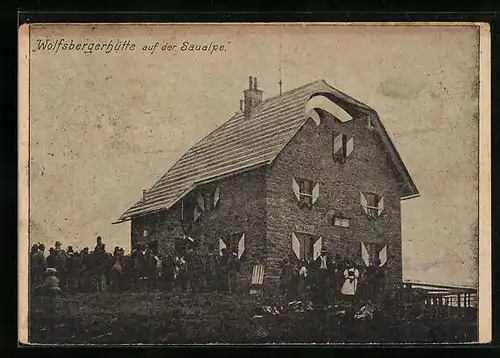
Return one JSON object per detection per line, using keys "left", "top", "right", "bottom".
{"left": 277, "top": 249, "right": 387, "bottom": 306}
{"left": 29, "top": 236, "right": 386, "bottom": 317}
{"left": 29, "top": 236, "right": 242, "bottom": 298}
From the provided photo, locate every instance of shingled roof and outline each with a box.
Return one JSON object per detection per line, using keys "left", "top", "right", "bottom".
{"left": 117, "top": 79, "right": 418, "bottom": 222}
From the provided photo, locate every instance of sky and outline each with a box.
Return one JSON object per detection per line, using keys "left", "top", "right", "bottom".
{"left": 28, "top": 24, "right": 480, "bottom": 287}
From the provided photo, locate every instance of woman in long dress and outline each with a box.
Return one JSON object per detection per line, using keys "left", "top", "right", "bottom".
{"left": 341, "top": 266, "right": 360, "bottom": 302}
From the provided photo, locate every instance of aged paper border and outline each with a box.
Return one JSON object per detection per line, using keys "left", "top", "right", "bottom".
{"left": 17, "top": 22, "right": 492, "bottom": 345}
{"left": 477, "top": 23, "right": 491, "bottom": 344}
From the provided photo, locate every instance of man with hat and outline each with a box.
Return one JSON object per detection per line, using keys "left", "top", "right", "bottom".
{"left": 31, "top": 243, "right": 47, "bottom": 289}
{"left": 94, "top": 236, "right": 105, "bottom": 253}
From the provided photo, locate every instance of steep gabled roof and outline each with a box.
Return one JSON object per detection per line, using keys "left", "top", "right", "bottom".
{"left": 117, "top": 79, "right": 418, "bottom": 222}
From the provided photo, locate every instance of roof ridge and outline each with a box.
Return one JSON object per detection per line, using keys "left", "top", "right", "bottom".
{"left": 260, "top": 79, "right": 326, "bottom": 104}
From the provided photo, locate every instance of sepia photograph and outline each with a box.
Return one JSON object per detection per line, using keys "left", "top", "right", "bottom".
{"left": 18, "top": 22, "right": 491, "bottom": 345}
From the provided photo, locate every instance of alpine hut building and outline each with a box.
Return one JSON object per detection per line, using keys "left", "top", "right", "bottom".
{"left": 116, "top": 77, "right": 419, "bottom": 293}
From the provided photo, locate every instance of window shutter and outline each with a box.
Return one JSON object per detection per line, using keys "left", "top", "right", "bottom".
{"left": 193, "top": 205, "right": 202, "bottom": 222}
{"left": 213, "top": 184, "right": 220, "bottom": 207}
{"left": 197, "top": 195, "right": 205, "bottom": 211}
{"left": 361, "top": 241, "right": 370, "bottom": 266}
{"left": 360, "top": 192, "right": 368, "bottom": 214}
{"left": 219, "top": 238, "right": 227, "bottom": 256}
{"left": 379, "top": 245, "right": 387, "bottom": 267}
{"left": 333, "top": 132, "right": 343, "bottom": 154}
{"left": 291, "top": 178, "right": 300, "bottom": 202}
{"left": 291, "top": 232, "right": 300, "bottom": 259}
{"left": 377, "top": 196, "right": 384, "bottom": 216}
{"left": 313, "top": 237, "right": 322, "bottom": 261}
{"left": 312, "top": 182, "right": 320, "bottom": 204}
{"left": 238, "top": 233, "right": 245, "bottom": 259}
{"left": 251, "top": 264, "right": 265, "bottom": 285}
{"left": 346, "top": 137, "right": 354, "bottom": 157}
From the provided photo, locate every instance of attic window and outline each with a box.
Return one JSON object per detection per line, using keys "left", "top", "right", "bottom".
{"left": 333, "top": 132, "right": 354, "bottom": 162}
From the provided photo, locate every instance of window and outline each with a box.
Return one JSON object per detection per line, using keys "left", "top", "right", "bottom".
{"left": 193, "top": 183, "right": 220, "bottom": 222}
{"left": 292, "top": 178, "right": 319, "bottom": 207}
{"left": 360, "top": 191, "right": 384, "bottom": 218}
{"left": 334, "top": 217, "right": 350, "bottom": 227}
{"left": 333, "top": 131, "right": 354, "bottom": 162}
{"left": 203, "top": 193, "right": 214, "bottom": 211}
{"left": 291, "top": 232, "right": 323, "bottom": 262}
{"left": 299, "top": 179, "right": 313, "bottom": 206}
{"left": 361, "top": 242, "right": 387, "bottom": 267}
{"left": 367, "top": 116, "right": 375, "bottom": 128}
{"left": 219, "top": 232, "right": 245, "bottom": 259}
{"left": 365, "top": 193, "right": 380, "bottom": 216}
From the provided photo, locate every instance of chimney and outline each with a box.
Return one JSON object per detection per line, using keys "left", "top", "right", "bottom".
{"left": 243, "top": 76, "right": 263, "bottom": 119}
{"left": 142, "top": 189, "right": 147, "bottom": 199}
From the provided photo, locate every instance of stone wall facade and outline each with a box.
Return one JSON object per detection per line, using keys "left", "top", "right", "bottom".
{"left": 265, "top": 109, "right": 405, "bottom": 292}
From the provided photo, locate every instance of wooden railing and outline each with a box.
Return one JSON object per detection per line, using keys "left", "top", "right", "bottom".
{"left": 402, "top": 282, "right": 478, "bottom": 311}
{"left": 401, "top": 282, "right": 477, "bottom": 311}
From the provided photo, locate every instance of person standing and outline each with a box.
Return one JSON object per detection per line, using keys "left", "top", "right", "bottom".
{"left": 111, "top": 247, "right": 124, "bottom": 291}
{"left": 297, "top": 260, "right": 309, "bottom": 301}
{"left": 65, "top": 246, "right": 76, "bottom": 291}
{"left": 79, "top": 247, "right": 91, "bottom": 292}
{"left": 30, "top": 244, "right": 39, "bottom": 287}
{"left": 54, "top": 241, "right": 68, "bottom": 288}
{"left": 315, "top": 249, "right": 330, "bottom": 305}
{"left": 31, "top": 244, "right": 47, "bottom": 289}
{"left": 330, "top": 254, "right": 343, "bottom": 303}
{"left": 187, "top": 248, "right": 204, "bottom": 293}
{"left": 95, "top": 244, "right": 108, "bottom": 292}
{"left": 41, "top": 268, "right": 62, "bottom": 325}
{"left": 94, "top": 236, "right": 105, "bottom": 253}
{"left": 205, "top": 244, "right": 219, "bottom": 292}
{"left": 278, "top": 258, "right": 292, "bottom": 298}
{"left": 226, "top": 251, "right": 240, "bottom": 295}
{"left": 218, "top": 248, "right": 229, "bottom": 292}
{"left": 46, "top": 247, "right": 57, "bottom": 269}
{"left": 373, "top": 263, "right": 386, "bottom": 303}
{"left": 69, "top": 251, "right": 83, "bottom": 292}
{"left": 341, "top": 265, "right": 360, "bottom": 303}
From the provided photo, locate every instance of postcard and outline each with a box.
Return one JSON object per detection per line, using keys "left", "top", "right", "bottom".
{"left": 18, "top": 22, "right": 491, "bottom": 345}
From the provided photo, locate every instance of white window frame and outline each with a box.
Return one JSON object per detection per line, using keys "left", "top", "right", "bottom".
{"left": 333, "top": 131, "right": 354, "bottom": 161}
{"left": 361, "top": 241, "right": 387, "bottom": 267}
{"left": 334, "top": 217, "right": 350, "bottom": 227}
{"left": 365, "top": 203, "right": 379, "bottom": 217}
{"left": 291, "top": 232, "right": 323, "bottom": 262}
{"left": 298, "top": 180, "right": 313, "bottom": 205}
{"left": 292, "top": 178, "right": 319, "bottom": 207}
{"left": 360, "top": 191, "right": 384, "bottom": 218}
